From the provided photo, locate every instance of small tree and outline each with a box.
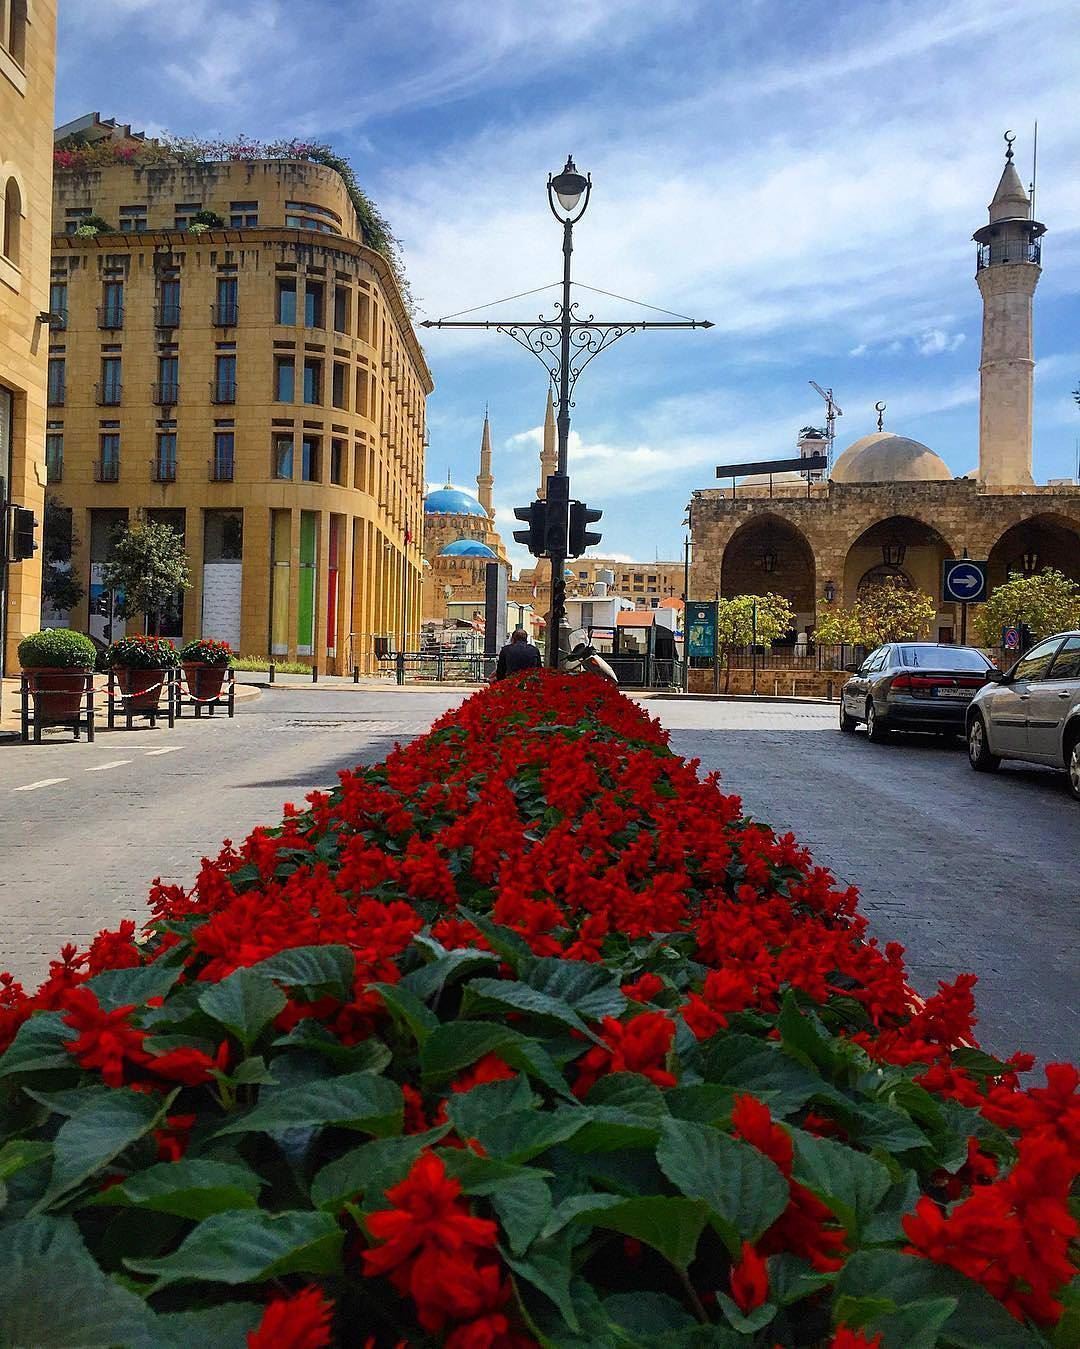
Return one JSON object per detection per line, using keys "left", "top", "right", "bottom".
{"left": 714, "top": 593, "right": 796, "bottom": 689}
{"left": 101, "top": 519, "right": 191, "bottom": 635}
{"left": 815, "top": 577, "right": 936, "bottom": 648}
{"left": 974, "top": 568, "right": 1080, "bottom": 647}
{"left": 41, "top": 498, "right": 85, "bottom": 615}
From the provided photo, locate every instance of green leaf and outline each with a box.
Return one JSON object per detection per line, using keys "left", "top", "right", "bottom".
{"left": 766, "top": 1253, "right": 836, "bottom": 1307}
{"left": 271, "top": 1022, "right": 391, "bottom": 1073}
{"left": 35, "top": 1088, "right": 169, "bottom": 1212}
{"left": 0, "top": 1012, "right": 72, "bottom": 1078}
{"left": 371, "top": 981, "right": 439, "bottom": 1045}
{"left": 153, "top": 1303, "right": 263, "bottom": 1349}
{"left": 310, "top": 1128, "right": 449, "bottom": 1211}
{"left": 789, "top": 1128, "right": 892, "bottom": 1233}
{"left": 197, "top": 967, "right": 286, "bottom": 1052}
{"left": 88, "top": 1158, "right": 263, "bottom": 1219}
{"left": 664, "top": 1083, "right": 737, "bottom": 1124}
{"left": 125, "top": 1209, "right": 343, "bottom": 1290}
{"left": 229, "top": 1056, "right": 277, "bottom": 1086}
{"left": 829, "top": 1097, "right": 929, "bottom": 1153}
{"left": 215, "top": 1071, "right": 402, "bottom": 1138}
{"left": 506, "top": 1238, "right": 581, "bottom": 1332}
{"left": 861, "top": 1173, "right": 921, "bottom": 1244}
{"left": 420, "top": 1022, "right": 572, "bottom": 1098}
{"left": 585, "top": 1072, "right": 668, "bottom": 1120}
{"left": 84, "top": 960, "right": 183, "bottom": 1013}
{"left": 456, "top": 908, "right": 535, "bottom": 970}
{"left": 705, "top": 1044, "right": 821, "bottom": 1117}
{"left": 462, "top": 978, "right": 597, "bottom": 1040}
{"left": 491, "top": 1172, "right": 553, "bottom": 1255}
{"left": 248, "top": 944, "right": 355, "bottom": 1001}
{"left": 656, "top": 1116, "right": 789, "bottom": 1252}
{"left": 835, "top": 1293, "right": 959, "bottom": 1349}
{"left": 542, "top": 1191, "right": 628, "bottom": 1240}
{"left": 570, "top": 1195, "right": 709, "bottom": 1271}
{"left": 521, "top": 958, "right": 628, "bottom": 1021}
{"left": 475, "top": 1108, "right": 592, "bottom": 1163}
{"left": 447, "top": 1074, "right": 535, "bottom": 1141}
{"left": 836, "top": 1250, "right": 1043, "bottom": 1349}
{"left": 778, "top": 990, "right": 843, "bottom": 1075}
{"left": 602, "top": 1291, "right": 697, "bottom": 1336}
{"left": 0, "top": 1215, "right": 156, "bottom": 1346}
{"left": 0, "top": 1139, "right": 52, "bottom": 1182}
{"left": 401, "top": 944, "right": 499, "bottom": 1001}
{"left": 717, "top": 1292, "right": 778, "bottom": 1335}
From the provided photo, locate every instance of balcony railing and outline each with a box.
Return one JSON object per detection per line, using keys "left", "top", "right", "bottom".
{"left": 45, "top": 457, "right": 63, "bottom": 484}
{"left": 976, "top": 238, "right": 1042, "bottom": 271}
{"left": 97, "top": 305, "right": 124, "bottom": 330}
{"left": 209, "top": 454, "right": 235, "bottom": 482}
{"left": 50, "top": 309, "right": 68, "bottom": 331}
{"left": 210, "top": 380, "right": 237, "bottom": 404}
{"left": 155, "top": 304, "right": 181, "bottom": 328}
{"left": 95, "top": 382, "right": 123, "bottom": 406}
{"left": 152, "top": 382, "right": 180, "bottom": 406}
{"left": 152, "top": 455, "right": 177, "bottom": 483}
{"left": 47, "top": 387, "right": 65, "bottom": 407}
{"left": 212, "top": 302, "right": 239, "bottom": 327}
{"left": 94, "top": 458, "right": 120, "bottom": 483}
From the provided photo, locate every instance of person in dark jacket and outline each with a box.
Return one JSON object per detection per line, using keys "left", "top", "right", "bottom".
{"left": 494, "top": 628, "right": 542, "bottom": 680}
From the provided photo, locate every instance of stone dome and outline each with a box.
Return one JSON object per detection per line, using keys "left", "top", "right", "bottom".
{"left": 424, "top": 486, "right": 489, "bottom": 517}
{"left": 831, "top": 432, "right": 952, "bottom": 484}
{"left": 439, "top": 538, "right": 498, "bottom": 559}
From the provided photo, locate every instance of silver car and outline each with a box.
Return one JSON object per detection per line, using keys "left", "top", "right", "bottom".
{"left": 967, "top": 631, "right": 1080, "bottom": 801}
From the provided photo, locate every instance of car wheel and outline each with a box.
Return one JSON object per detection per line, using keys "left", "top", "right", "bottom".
{"left": 1067, "top": 733, "right": 1080, "bottom": 802}
{"left": 967, "top": 714, "right": 1000, "bottom": 773}
{"left": 865, "top": 700, "right": 889, "bottom": 743}
{"left": 839, "top": 701, "right": 857, "bottom": 733}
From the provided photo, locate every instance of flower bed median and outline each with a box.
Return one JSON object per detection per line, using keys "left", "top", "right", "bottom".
{"left": 0, "top": 673, "right": 1074, "bottom": 1348}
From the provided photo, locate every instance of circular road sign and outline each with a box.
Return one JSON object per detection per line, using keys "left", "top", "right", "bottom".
{"left": 943, "top": 560, "right": 988, "bottom": 604}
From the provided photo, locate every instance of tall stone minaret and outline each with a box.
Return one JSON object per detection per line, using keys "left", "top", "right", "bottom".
{"left": 538, "top": 388, "right": 557, "bottom": 498}
{"left": 476, "top": 408, "right": 494, "bottom": 517}
{"left": 974, "top": 133, "right": 1045, "bottom": 486}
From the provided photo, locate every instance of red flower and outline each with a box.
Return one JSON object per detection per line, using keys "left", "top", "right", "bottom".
{"left": 61, "top": 987, "right": 150, "bottom": 1086}
{"left": 621, "top": 972, "right": 665, "bottom": 1003}
{"left": 830, "top": 1331, "right": 883, "bottom": 1348}
{"left": 153, "top": 1113, "right": 196, "bottom": 1162}
{"left": 247, "top": 1286, "right": 333, "bottom": 1349}
{"left": 147, "top": 1040, "right": 229, "bottom": 1086}
{"left": 451, "top": 1054, "right": 515, "bottom": 1095}
{"left": 574, "top": 1011, "right": 676, "bottom": 1097}
{"left": 729, "top": 1240, "right": 769, "bottom": 1313}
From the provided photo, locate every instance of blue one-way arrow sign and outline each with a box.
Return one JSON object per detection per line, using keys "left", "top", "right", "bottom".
{"left": 943, "top": 559, "right": 988, "bottom": 604}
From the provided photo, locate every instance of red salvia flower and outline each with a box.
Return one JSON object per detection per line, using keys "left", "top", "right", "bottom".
{"left": 729, "top": 1240, "right": 769, "bottom": 1313}
{"left": 247, "top": 1285, "right": 334, "bottom": 1349}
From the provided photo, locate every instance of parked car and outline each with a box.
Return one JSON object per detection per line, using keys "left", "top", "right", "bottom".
{"left": 966, "top": 630, "right": 1080, "bottom": 801}
{"left": 839, "top": 643, "right": 995, "bottom": 741}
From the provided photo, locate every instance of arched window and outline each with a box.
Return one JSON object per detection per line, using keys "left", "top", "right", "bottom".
{"left": 3, "top": 177, "right": 22, "bottom": 265}
{"left": 6, "top": 1, "right": 28, "bottom": 65}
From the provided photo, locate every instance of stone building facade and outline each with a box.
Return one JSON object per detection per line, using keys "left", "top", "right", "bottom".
{"left": 0, "top": 0, "right": 57, "bottom": 673}
{"left": 44, "top": 114, "right": 431, "bottom": 671}
{"left": 688, "top": 136, "right": 1080, "bottom": 643}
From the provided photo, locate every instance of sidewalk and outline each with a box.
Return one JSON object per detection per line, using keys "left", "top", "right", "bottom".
{"left": 1, "top": 674, "right": 259, "bottom": 738}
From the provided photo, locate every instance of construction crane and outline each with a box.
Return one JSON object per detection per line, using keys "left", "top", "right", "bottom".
{"left": 809, "top": 381, "right": 843, "bottom": 471}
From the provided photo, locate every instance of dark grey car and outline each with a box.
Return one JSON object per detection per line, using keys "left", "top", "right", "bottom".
{"left": 839, "top": 643, "right": 995, "bottom": 742}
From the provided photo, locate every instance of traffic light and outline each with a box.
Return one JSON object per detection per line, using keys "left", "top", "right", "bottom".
{"left": 92, "top": 592, "right": 111, "bottom": 616}
{"left": 8, "top": 506, "right": 38, "bottom": 562}
{"left": 568, "top": 501, "right": 602, "bottom": 556}
{"left": 513, "top": 500, "right": 548, "bottom": 557}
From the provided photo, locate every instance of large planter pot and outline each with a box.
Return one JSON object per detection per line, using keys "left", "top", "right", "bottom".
{"left": 22, "top": 667, "right": 92, "bottom": 721}
{"left": 183, "top": 662, "right": 227, "bottom": 701}
{"left": 112, "top": 667, "right": 170, "bottom": 711}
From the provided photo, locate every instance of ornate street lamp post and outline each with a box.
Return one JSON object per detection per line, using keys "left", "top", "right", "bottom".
{"left": 421, "top": 157, "right": 712, "bottom": 668}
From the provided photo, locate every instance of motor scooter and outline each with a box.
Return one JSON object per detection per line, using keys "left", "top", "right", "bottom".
{"left": 563, "top": 628, "right": 619, "bottom": 685}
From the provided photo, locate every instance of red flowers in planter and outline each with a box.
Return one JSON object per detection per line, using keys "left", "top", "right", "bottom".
{"left": 248, "top": 1285, "right": 334, "bottom": 1348}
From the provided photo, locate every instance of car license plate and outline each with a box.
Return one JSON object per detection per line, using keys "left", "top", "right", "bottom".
{"left": 935, "top": 687, "right": 972, "bottom": 699}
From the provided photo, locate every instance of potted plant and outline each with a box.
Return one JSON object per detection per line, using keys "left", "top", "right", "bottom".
{"left": 17, "top": 628, "right": 97, "bottom": 720}
{"left": 179, "top": 637, "right": 233, "bottom": 701}
{"left": 105, "top": 634, "right": 180, "bottom": 711}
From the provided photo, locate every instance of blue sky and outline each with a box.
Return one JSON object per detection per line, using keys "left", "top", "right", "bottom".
{"left": 58, "top": 0, "right": 1080, "bottom": 568}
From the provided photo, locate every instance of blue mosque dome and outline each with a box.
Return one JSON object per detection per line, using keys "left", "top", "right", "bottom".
{"left": 440, "top": 538, "right": 499, "bottom": 559}
{"left": 424, "top": 485, "right": 489, "bottom": 518}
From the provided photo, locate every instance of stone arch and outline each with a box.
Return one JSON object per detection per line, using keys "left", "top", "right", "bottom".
{"left": 987, "top": 511, "right": 1080, "bottom": 590}
{"left": 720, "top": 513, "right": 816, "bottom": 630}
{"left": 842, "top": 515, "right": 955, "bottom": 631}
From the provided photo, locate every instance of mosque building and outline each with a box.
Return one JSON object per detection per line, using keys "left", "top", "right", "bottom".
{"left": 688, "top": 134, "right": 1080, "bottom": 642}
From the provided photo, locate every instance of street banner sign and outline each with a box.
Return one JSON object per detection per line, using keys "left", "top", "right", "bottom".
{"left": 1002, "top": 625, "right": 1022, "bottom": 651}
{"left": 943, "top": 559, "right": 988, "bottom": 605}
{"left": 687, "top": 602, "right": 717, "bottom": 660}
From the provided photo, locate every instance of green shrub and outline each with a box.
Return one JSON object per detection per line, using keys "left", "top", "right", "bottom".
{"left": 17, "top": 627, "right": 97, "bottom": 669}
{"left": 105, "top": 634, "right": 180, "bottom": 669}
{"left": 179, "top": 638, "right": 233, "bottom": 666}
{"left": 231, "top": 654, "right": 312, "bottom": 674}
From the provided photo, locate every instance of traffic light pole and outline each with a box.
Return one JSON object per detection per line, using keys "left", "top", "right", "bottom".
{"left": 546, "top": 214, "right": 574, "bottom": 667}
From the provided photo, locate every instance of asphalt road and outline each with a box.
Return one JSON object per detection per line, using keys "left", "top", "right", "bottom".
{"left": 0, "top": 687, "right": 1074, "bottom": 1067}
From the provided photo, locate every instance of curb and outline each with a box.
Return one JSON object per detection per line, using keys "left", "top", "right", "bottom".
{"left": 647, "top": 693, "right": 837, "bottom": 706}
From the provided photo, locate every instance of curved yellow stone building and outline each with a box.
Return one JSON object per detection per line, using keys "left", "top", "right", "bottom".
{"left": 45, "top": 115, "right": 431, "bottom": 671}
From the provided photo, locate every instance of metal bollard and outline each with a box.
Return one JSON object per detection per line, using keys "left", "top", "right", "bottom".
{"left": 353, "top": 665, "right": 360, "bottom": 683}
{"left": 312, "top": 664, "right": 319, "bottom": 683}
{"left": 268, "top": 662, "right": 276, "bottom": 684}
{"left": 826, "top": 679, "right": 834, "bottom": 701}
{"left": 395, "top": 652, "right": 405, "bottom": 686}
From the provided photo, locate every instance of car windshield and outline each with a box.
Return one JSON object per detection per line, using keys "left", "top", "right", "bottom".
{"left": 897, "top": 646, "right": 989, "bottom": 671}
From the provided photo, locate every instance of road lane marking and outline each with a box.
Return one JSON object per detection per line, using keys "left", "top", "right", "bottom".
{"left": 86, "top": 760, "right": 132, "bottom": 772}
{"left": 13, "top": 778, "right": 68, "bottom": 792}
{"left": 144, "top": 747, "right": 183, "bottom": 756}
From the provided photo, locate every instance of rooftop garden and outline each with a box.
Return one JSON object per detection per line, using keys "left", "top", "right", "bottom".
{"left": 53, "top": 132, "right": 411, "bottom": 307}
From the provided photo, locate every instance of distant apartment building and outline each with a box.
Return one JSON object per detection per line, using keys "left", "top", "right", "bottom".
{"left": 45, "top": 114, "right": 431, "bottom": 670}
{"left": 0, "top": 0, "right": 57, "bottom": 672}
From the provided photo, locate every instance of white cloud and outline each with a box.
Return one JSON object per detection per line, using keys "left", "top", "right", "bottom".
{"left": 917, "top": 329, "right": 966, "bottom": 356}
{"left": 849, "top": 343, "right": 868, "bottom": 357}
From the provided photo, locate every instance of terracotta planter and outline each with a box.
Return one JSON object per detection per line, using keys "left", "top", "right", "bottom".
{"left": 23, "top": 667, "right": 92, "bottom": 721}
{"left": 112, "top": 666, "right": 170, "bottom": 711}
{"left": 183, "top": 662, "right": 227, "bottom": 701}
